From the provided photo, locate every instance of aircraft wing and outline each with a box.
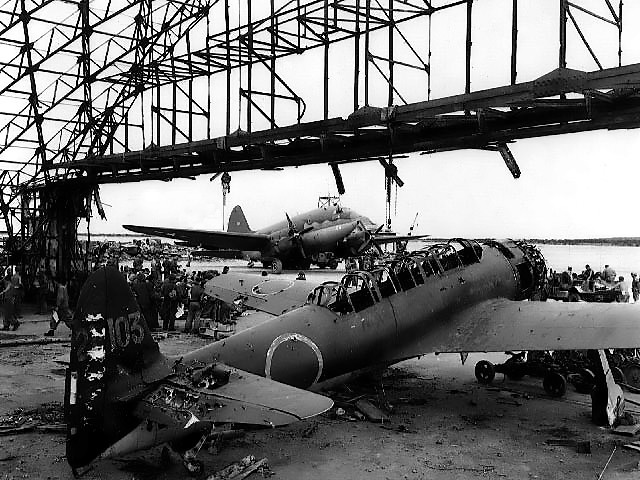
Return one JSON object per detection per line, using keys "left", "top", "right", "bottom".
{"left": 123, "top": 224, "right": 271, "bottom": 251}
{"left": 373, "top": 234, "right": 430, "bottom": 245}
{"left": 134, "top": 363, "right": 334, "bottom": 428}
{"left": 396, "top": 299, "right": 640, "bottom": 356}
{"left": 204, "top": 272, "right": 319, "bottom": 315}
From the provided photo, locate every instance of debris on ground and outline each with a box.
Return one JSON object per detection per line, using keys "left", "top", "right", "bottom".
{"left": 0, "top": 402, "right": 64, "bottom": 430}
{"left": 612, "top": 424, "right": 640, "bottom": 437}
{"left": 0, "top": 337, "right": 70, "bottom": 348}
{"left": 206, "top": 455, "right": 270, "bottom": 480}
{"left": 546, "top": 438, "right": 591, "bottom": 454}
{"left": 301, "top": 423, "right": 318, "bottom": 438}
{"left": 354, "top": 399, "right": 389, "bottom": 423}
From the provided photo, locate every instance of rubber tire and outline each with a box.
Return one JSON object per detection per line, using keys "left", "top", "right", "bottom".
{"left": 271, "top": 258, "right": 283, "bottom": 274}
{"left": 543, "top": 372, "right": 567, "bottom": 397}
{"left": 475, "top": 360, "right": 496, "bottom": 384}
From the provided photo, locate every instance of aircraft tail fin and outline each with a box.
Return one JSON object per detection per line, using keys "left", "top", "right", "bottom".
{"left": 65, "top": 267, "right": 172, "bottom": 471}
{"left": 227, "top": 205, "right": 252, "bottom": 233}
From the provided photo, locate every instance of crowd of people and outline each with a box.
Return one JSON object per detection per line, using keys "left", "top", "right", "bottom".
{"left": 0, "top": 251, "right": 237, "bottom": 336}
{"left": 112, "top": 254, "right": 233, "bottom": 335}
{"left": 547, "top": 263, "right": 637, "bottom": 303}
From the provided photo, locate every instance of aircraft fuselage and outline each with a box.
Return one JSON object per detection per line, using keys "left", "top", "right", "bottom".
{"left": 182, "top": 239, "right": 543, "bottom": 389}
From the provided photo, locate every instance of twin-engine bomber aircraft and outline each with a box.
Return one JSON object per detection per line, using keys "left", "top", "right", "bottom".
{"left": 66, "top": 239, "right": 639, "bottom": 474}
{"left": 123, "top": 204, "right": 423, "bottom": 273}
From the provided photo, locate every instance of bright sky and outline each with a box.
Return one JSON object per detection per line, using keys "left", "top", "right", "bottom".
{"left": 85, "top": 1, "right": 640, "bottom": 240}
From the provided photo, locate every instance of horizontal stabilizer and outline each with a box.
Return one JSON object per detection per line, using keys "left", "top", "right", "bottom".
{"left": 204, "top": 272, "right": 318, "bottom": 315}
{"left": 135, "top": 362, "right": 333, "bottom": 427}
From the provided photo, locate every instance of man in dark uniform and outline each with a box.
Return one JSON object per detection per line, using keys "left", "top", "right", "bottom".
{"left": 132, "top": 273, "right": 159, "bottom": 330}
{"left": 184, "top": 278, "right": 205, "bottom": 333}
{"left": 160, "top": 274, "right": 178, "bottom": 331}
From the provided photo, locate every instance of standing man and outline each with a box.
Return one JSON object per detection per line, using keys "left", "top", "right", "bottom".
{"left": 10, "top": 268, "right": 23, "bottom": 318}
{"left": 184, "top": 278, "right": 205, "bottom": 334}
{"left": 132, "top": 273, "right": 159, "bottom": 330}
{"left": 1, "top": 272, "right": 19, "bottom": 330}
{"left": 160, "top": 274, "right": 178, "bottom": 331}
{"left": 603, "top": 264, "right": 617, "bottom": 283}
{"left": 631, "top": 273, "right": 639, "bottom": 303}
{"left": 45, "top": 275, "right": 72, "bottom": 336}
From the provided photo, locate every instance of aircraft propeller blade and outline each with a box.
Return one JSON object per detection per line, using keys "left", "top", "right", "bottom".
{"left": 285, "top": 213, "right": 314, "bottom": 260}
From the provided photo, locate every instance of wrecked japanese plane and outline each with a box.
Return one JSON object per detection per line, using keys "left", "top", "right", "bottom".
{"left": 65, "top": 267, "right": 333, "bottom": 475}
{"left": 66, "top": 239, "right": 640, "bottom": 473}
{"left": 124, "top": 204, "right": 424, "bottom": 273}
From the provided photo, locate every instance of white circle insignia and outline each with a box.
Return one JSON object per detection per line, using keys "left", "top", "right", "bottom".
{"left": 265, "top": 333, "right": 324, "bottom": 385}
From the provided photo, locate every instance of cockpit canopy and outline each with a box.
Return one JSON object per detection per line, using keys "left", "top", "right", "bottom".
{"left": 306, "top": 238, "right": 483, "bottom": 315}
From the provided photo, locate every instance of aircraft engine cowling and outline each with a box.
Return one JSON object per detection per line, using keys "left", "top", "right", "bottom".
{"left": 487, "top": 239, "right": 547, "bottom": 300}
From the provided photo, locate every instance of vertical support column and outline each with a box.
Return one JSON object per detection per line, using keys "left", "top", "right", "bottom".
{"left": 323, "top": 0, "right": 329, "bottom": 120}
{"left": 171, "top": 55, "right": 177, "bottom": 145}
{"left": 559, "top": 0, "right": 567, "bottom": 68}
{"left": 124, "top": 110, "right": 129, "bottom": 151}
{"left": 225, "top": 0, "right": 231, "bottom": 135}
{"left": 427, "top": 12, "right": 432, "bottom": 100}
{"left": 353, "top": 0, "right": 360, "bottom": 113}
{"left": 364, "top": 0, "right": 370, "bottom": 106}
{"left": 247, "top": 0, "right": 252, "bottom": 133}
{"left": 271, "top": 0, "right": 277, "bottom": 128}
{"left": 80, "top": 0, "right": 92, "bottom": 150}
{"left": 511, "top": 0, "right": 517, "bottom": 85}
{"left": 388, "top": 0, "right": 394, "bottom": 107}
{"left": 618, "top": 0, "right": 623, "bottom": 67}
{"left": 187, "top": 31, "right": 193, "bottom": 141}
{"left": 155, "top": 67, "right": 161, "bottom": 146}
{"left": 206, "top": 12, "right": 211, "bottom": 139}
{"left": 465, "top": 0, "right": 472, "bottom": 95}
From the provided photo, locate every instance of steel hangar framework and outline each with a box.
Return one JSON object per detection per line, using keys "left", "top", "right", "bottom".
{"left": 0, "top": 0, "right": 640, "bottom": 280}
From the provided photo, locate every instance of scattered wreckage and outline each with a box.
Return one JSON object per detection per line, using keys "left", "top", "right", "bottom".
{"left": 65, "top": 238, "right": 640, "bottom": 475}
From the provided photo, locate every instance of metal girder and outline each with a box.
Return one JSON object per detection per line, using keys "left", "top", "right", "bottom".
{"left": 50, "top": 63, "right": 640, "bottom": 185}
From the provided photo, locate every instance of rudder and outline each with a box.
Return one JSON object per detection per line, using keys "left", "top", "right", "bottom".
{"left": 65, "top": 266, "right": 171, "bottom": 470}
{"left": 227, "top": 205, "right": 252, "bottom": 233}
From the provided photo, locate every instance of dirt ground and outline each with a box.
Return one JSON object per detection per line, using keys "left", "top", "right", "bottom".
{"left": 2, "top": 303, "right": 640, "bottom": 480}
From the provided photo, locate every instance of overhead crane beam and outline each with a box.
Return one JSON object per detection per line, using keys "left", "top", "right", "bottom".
{"left": 50, "top": 63, "right": 640, "bottom": 185}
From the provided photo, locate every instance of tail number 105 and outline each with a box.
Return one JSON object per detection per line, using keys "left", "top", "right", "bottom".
{"left": 107, "top": 312, "right": 145, "bottom": 349}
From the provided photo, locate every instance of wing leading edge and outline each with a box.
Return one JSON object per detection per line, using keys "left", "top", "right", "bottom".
{"left": 123, "top": 225, "right": 271, "bottom": 252}
{"left": 396, "top": 299, "right": 640, "bottom": 357}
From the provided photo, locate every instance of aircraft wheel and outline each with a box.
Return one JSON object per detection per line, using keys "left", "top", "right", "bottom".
{"left": 475, "top": 360, "right": 496, "bottom": 384}
{"left": 271, "top": 259, "right": 283, "bottom": 274}
{"left": 183, "top": 459, "right": 204, "bottom": 477}
{"left": 543, "top": 372, "right": 567, "bottom": 397}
